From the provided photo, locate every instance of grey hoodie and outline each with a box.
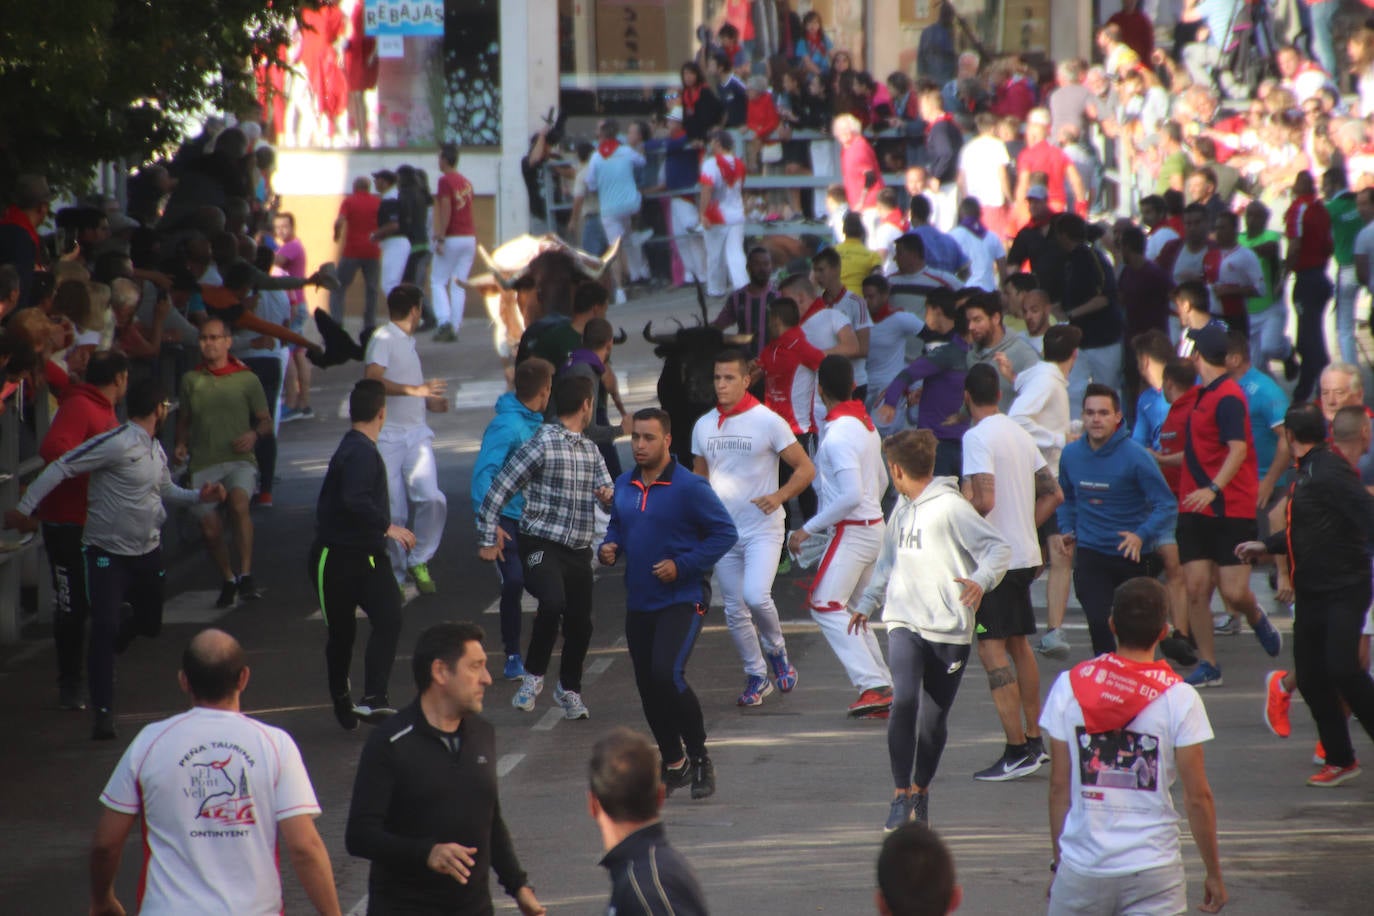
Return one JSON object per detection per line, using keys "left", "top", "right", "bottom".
{"left": 855, "top": 476, "right": 1010, "bottom": 645}
{"left": 969, "top": 331, "right": 1040, "bottom": 412}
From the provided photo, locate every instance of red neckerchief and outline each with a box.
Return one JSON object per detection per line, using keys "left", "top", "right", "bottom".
{"left": 598, "top": 138, "right": 620, "bottom": 159}
{"left": 1070, "top": 653, "right": 1182, "bottom": 734}
{"left": 801, "top": 287, "right": 846, "bottom": 323}
{"left": 825, "top": 399, "right": 874, "bottom": 430}
{"left": 682, "top": 85, "right": 701, "bottom": 115}
{"left": 882, "top": 210, "right": 909, "bottom": 231}
{"left": 714, "top": 154, "right": 744, "bottom": 187}
{"left": 1164, "top": 215, "right": 1184, "bottom": 235}
{"left": 871, "top": 302, "right": 898, "bottom": 323}
{"left": 805, "top": 31, "right": 826, "bottom": 54}
{"left": 716, "top": 392, "right": 761, "bottom": 427}
{"left": 199, "top": 356, "right": 253, "bottom": 378}
{"left": 928, "top": 111, "right": 954, "bottom": 129}
{"left": 0, "top": 206, "right": 40, "bottom": 248}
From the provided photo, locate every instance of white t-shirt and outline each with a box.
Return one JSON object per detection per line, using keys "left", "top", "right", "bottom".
{"left": 829, "top": 290, "right": 873, "bottom": 388}
{"left": 1212, "top": 245, "right": 1263, "bottom": 315}
{"left": 1040, "top": 673, "right": 1214, "bottom": 877}
{"left": 950, "top": 225, "right": 1007, "bottom": 292}
{"left": 99, "top": 707, "right": 321, "bottom": 916}
{"left": 700, "top": 154, "right": 746, "bottom": 225}
{"left": 867, "top": 310, "right": 926, "bottom": 394}
{"left": 805, "top": 414, "right": 887, "bottom": 533}
{"left": 869, "top": 220, "right": 905, "bottom": 274}
{"left": 957, "top": 135, "right": 1012, "bottom": 208}
{"left": 1170, "top": 244, "right": 1207, "bottom": 287}
{"left": 962, "top": 413, "right": 1047, "bottom": 569}
{"left": 1145, "top": 226, "right": 1179, "bottom": 262}
{"left": 1008, "top": 360, "right": 1070, "bottom": 475}
{"left": 692, "top": 402, "right": 796, "bottom": 537}
{"left": 1356, "top": 222, "right": 1374, "bottom": 291}
{"left": 802, "top": 306, "right": 855, "bottom": 431}
{"left": 364, "top": 322, "right": 425, "bottom": 431}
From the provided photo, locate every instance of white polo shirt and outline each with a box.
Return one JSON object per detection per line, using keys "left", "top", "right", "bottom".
{"left": 99, "top": 707, "right": 321, "bottom": 916}
{"left": 692, "top": 401, "right": 796, "bottom": 538}
{"left": 962, "top": 413, "right": 1047, "bottom": 569}
{"left": 804, "top": 413, "right": 887, "bottom": 534}
{"left": 364, "top": 322, "right": 425, "bottom": 431}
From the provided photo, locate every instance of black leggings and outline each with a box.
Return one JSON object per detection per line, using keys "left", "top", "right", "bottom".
{"left": 310, "top": 542, "right": 402, "bottom": 701}
{"left": 43, "top": 522, "right": 89, "bottom": 689}
{"left": 85, "top": 545, "right": 164, "bottom": 712}
{"left": 1294, "top": 581, "right": 1374, "bottom": 769}
{"left": 521, "top": 536, "right": 594, "bottom": 691}
{"left": 626, "top": 603, "right": 709, "bottom": 762}
{"left": 888, "top": 627, "right": 970, "bottom": 790}
{"left": 244, "top": 355, "right": 282, "bottom": 495}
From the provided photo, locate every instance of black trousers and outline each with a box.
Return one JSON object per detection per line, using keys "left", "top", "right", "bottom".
{"left": 1292, "top": 268, "right": 1332, "bottom": 403}
{"left": 626, "top": 603, "right": 708, "bottom": 762}
{"left": 521, "top": 536, "right": 594, "bottom": 691}
{"left": 42, "top": 522, "right": 89, "bottom": 688}
{"left": 311, "top": 542, "right": 402, "bottom": 701}
{"left": 85, "top": 545, "right": 164, "bottom": 712}
{"left": 1294, "top": 581, "right": 1374, "bottom": 768}
{"left": 888, "top": 627, "right": 970, "bottom": 789}
{"left": 244, "top": 355, "right": 282, "bottom": 494}
{"left": 1073, "top": 547, "right": 1159, "bottom": 655}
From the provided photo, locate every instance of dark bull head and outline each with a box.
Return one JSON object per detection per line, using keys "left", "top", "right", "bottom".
{"left": 478, "top": 234, "right": 620, "bottom": 319}
{"left": 645, "top": 321, "right": 754, "bottom": 466}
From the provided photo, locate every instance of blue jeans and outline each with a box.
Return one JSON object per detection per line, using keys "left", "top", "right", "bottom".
{"left": 1335, "top": 264, "right": 1359, "bottom": 366}
{"left": 1305, "top": 0, "right": 1339, "bottom": 79}
{"left": 328, "top": 257, "right": 380, "bottom": 330}
{"left": 1292, "top": 267, "right": 1333, "bottom": 402}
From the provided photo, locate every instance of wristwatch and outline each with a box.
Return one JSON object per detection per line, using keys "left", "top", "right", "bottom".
{"left": 1207, "top": 481, "right": 1221, "bottom": 495}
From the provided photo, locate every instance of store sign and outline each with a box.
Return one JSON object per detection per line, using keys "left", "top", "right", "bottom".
{"left": 595, "top": 1, "right": 668, "bottom": 72}
{"left": 364, "top": 0, "right": 445, "bottom": 37}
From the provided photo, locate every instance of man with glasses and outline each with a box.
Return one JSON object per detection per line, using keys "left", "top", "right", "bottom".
{"left": 176, "top": 317, "right": 273, "bottom": 609}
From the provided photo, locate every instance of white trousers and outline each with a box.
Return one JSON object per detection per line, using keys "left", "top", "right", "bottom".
{"left": 808, "top": 522, "right": 892, "bottom": 691}
{"left": 379, "top": 236, "right": 412, "bottom": 300}
{"left": 378, "top": 425, "right": 448, "bottom": 580}
{"left": 670, "top": 199, "right": 705, "bottom": 284}
{"left": 430, "top": 235, "right": 476, "bottom": 327}
{"left": 717, "top": 527, "right": 787, "bottom": 677}
{"left": 703, "top": 222, "right": 748, "bottom": 298}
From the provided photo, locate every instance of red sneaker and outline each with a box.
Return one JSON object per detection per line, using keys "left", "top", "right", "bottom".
{"left": 1307, "top": 762, "right": 1360, "bottom": 787}
{"left": 254, "top": 492, "right": 273, "bottom": 508}
{"left": 848, "top": 686, "right": 893, "bottom": 717}
{"left": 1264, "top": 670, "right": 1291, "bottom": 738}
{"left": 1314, "top": 740, "right": 1326, "bottom": 766}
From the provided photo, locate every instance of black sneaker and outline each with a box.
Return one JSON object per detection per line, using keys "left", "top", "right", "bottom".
{"left": 92, "top": 708, "right": 117, "bottom": 741}
{"left": 333, "top": 694, "right": 358, "bottom": 731}
{"left": 973, "top": 745, "right": 1042, "bottom": 782}
{"left": 1160, "top": 632, "right": 1198, "bottom": 667}
{"left": 690, "top": 755, "right": 716, "bottom": 800}
{"left": 911, "top": 791, "right": 929, "bottom": 824}
{"left": 236, "top": 575, "right": 262, "bottom": 601}
{"left": 215, "top": 580, "right": 238, "bottom": 609}
{"left": 663, "top": 758, "right": 693, "bottom": 795}
{"left": 59, "top": 683, "right": 86, "bottom": 711}
{"left": 1026, "top": 735, "right": 1051, "bottom": 765}
{"left": 353, "top": 695, "right": 398, "bottom": 724}
{"left": 1283, "top": 351, "right": 1300, "bottom": 382}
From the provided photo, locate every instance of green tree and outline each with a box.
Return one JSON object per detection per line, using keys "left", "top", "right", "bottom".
{"left": 0, "top": 1, "right": 309, "bottom": 196}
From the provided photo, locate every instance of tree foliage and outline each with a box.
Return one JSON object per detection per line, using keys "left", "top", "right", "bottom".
{"left": 0, "top": 0, "right": 309, "bottom": 197}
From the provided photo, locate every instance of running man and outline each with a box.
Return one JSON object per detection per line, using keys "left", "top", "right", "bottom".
{"left": 692, "top": 349, "right": 814, "bottom": 706}
{"left": 787, "top": 356, "right": 894, "bottom": 718}
{"left": 854, "top": 429, "right": 1010, "bottom": 830}
{"left": 430, "top": 141, "right": 477, "bottom": 342}
{"left": 364, "top": 284, "right": 449, "bottom": 594}
{"left": 312, "top": 379, "right": 414, "bottom": 730}
{"left": 601, "top": 409, "right": 737, "bottom": 800}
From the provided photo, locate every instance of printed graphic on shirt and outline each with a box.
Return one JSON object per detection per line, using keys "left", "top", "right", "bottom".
{"left": 1075, "top": 726, "right": 1160, "bottom": 794}
{"left": 702, "top": 435, "right": 754, "bottom": 455}
{"left": 182, "top": 742, "right": 257, "bottom": 830}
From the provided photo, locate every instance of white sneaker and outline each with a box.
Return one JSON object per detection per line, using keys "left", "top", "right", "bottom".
{"left": 553, "top": 682, "right": 590, "bottom": 720}
{"left": 512, "top": 674, "right": 543, "bottom": 711}
{"left": 614, "top": 288, "right": 627, "bottom": 305}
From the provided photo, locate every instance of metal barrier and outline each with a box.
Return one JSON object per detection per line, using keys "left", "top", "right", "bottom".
{"left": 0, "top": 387, "right": 51, "bottom": 644}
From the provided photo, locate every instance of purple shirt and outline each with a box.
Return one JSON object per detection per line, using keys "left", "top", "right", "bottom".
{"left": 274, "top": 237, "right": 307, "bottom": 306}
{"left": 881, "top": 334, "right": 970, "bottom": 440}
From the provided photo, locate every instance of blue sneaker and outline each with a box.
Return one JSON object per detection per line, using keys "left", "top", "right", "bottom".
{"left": 503, "top": 654, "right": 526, "bottom": 681}
{"left": 737, "top": 674, "right": 775, "bottom": 707}
{"left": 1185, "top": 661, "right": 1224, "bottom": 688}
{"left": 1252, "top": 612, "right": 1283, "bottom": 658}
{"left": 884, "top": 795, "right": 914, "bottom": 832}
{"left": 766, "top": 650, "right": 798, "bottom": 692}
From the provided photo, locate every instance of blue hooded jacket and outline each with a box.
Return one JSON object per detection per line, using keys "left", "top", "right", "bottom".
{"left": 603, "top": 460, "right": 738, "bottom": 611}
{"left": 1057, "top": 423, "right": 1177, "bottom": 555}
{"left": 471, "top": 392, "right": 545, "bottom": 521}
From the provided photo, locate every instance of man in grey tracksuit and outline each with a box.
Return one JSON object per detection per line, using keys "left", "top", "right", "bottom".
{"left": 5, "top": 379, "right": 225, "bottom": 739}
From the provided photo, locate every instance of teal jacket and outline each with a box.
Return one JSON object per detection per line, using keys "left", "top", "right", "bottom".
{"left": 471, "top": 392, "right": 544, "bottom": 521}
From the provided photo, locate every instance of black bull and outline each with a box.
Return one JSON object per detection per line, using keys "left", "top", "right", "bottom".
{"left": 645, "top": 323, "right": 752, "bottom": 467}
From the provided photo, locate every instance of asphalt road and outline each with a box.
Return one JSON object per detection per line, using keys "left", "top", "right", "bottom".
{"left": 2, "top": 287, "right": 1372, "bottom": 914}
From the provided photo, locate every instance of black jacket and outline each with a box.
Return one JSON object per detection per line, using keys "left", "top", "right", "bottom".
{"left": 1264, "top": 444, "right": 1374, "bottom": 594}
{"left": 601, "top": 822, "right": 709, "bottom": 916}
{"left": 315, "top": 429, "right": 390, "bottom": 553}
{"left": 346, "top": 702, "right": 528, "bottom": 915}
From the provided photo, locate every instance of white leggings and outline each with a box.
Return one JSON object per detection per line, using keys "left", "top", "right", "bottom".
{"left": 429, "top": 235, "right": 476, "bottom": 326}
{"left": 717, "top": 528, "right": 787, "bottom": 678}
{"left": 809, "top": 522, "right": 891, "bottom": 691}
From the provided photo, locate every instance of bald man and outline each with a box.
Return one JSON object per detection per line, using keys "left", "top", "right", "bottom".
{"left": 90, "top": 629, "right": 341, "bottom": 915}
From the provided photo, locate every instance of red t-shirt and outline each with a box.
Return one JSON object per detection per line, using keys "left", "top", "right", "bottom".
{"left": 1284, "top": 194, "right": 1333, "bottom": 271}
{"left": 758, "top": 326, "right": 825, "bottom": 434}
{"left": 746, "top": 94, "right": 781, "bottom": 141}
{"left": 337, "top": 191, "right": 381, "bottom": 260}
{"left": 840, "top": 136, "right": 883, "bottom": 211}
{"left": 438, "top": 171, "right": 476, "bottom": 237}
{"left": 1158, "top": 387, "right": 1198, "bottom": 495}
{"left": 724, "top": 0, "right": 755, "bottom": 41}
{"left": 1018, "top": 141, "right": 1071, "bottom": 210}
{"left": 1181, "top": 375, "right": 1257, "bottom": 519}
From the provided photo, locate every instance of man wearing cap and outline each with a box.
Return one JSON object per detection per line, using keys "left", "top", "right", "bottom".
{"left": 1007, "top": 186, "right": 1065, "bottom": 303}
{"left": 1176, "top": 324, "right": 1282, "bottom": 688}
{"left": 371, "top": 169, "right": 411, "bottom": 304}
{"left": 329, "top": 176, "right": 382, "bottom": 332}
{"left": 646, "top": 108, "right": 705, "bottom": 286}
{"left": 0, "top": 174, "right": 51, "bottom": 309}
{"left": 1014, "top": 109, "right": 1086, "bottom": 217}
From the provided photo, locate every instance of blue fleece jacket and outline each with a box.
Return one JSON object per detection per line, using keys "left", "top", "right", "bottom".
{"left": 645, "top": 134, "right": 700, "bottom": 194}
{"left": 1057, "top": 424, "right": 1178, "bottom": 555}
{"left": 471, "top": 392, "right": 545, "bottom": 521}
{"left": 602, "top": 460, "right": 738, "bottom": 611}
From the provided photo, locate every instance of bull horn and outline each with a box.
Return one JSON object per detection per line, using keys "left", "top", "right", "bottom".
{"left": 670, "top": 316, "right": 684, "bottom": 331}
{"left": 613, "top": 326, "right": 628, "bottom": 345}
{"left": 477, "top": 245, "right": 515, "bottom": 290}
{"left": 723, "top": 333, "right": 755, "bottom": 347}
{"left": 643, "top": 321, "right": 674, "bottom": 345}
{"left": 594, "top": 237, "right": 623, "bottom": 278}
{"left": 694, "top": 281, "right": 709, "bottom": 324}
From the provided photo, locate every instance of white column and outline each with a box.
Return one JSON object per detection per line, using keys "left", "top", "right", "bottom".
{"left": 499, "top": 0, "right": 560, "bottom": 240}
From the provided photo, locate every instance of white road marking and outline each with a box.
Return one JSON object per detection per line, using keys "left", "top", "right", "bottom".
{"left": 586, "top": 657, "right": 614, "bottom": 676}
{"left": 497, "top": 753, "right": 526, "bottom": 777}
{"left": 532, "top": 708, "right": 563, "bottom": 731}
{"left": 345, "top": 896, "right": 368, "bottom": 916}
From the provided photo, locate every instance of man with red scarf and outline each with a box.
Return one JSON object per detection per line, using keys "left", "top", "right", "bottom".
{"left": 788, "top": 356, "right": 893, "bottom": 718}
{"left": 698, "top": 130, "right": 749, "bottom": 298}
{"left": 1042, "top": 577, "right": 1226, "bottom": 915}
{"left": 176, "top": 317, "right": 273, "bottom": 610}
{"left": 0, "top": 174, "right": 50, "bottom": 309}
{"left": 834, "top": 113, "right": 884, "bottom": 227}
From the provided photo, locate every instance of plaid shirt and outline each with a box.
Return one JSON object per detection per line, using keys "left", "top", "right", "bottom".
{"left": 477, "top": 421, "right": 612, "bottom": 549}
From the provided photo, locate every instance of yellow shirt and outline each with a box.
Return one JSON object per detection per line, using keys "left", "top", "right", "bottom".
{"left": 836, "top": 238, "right": 883, "bottom": 295}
